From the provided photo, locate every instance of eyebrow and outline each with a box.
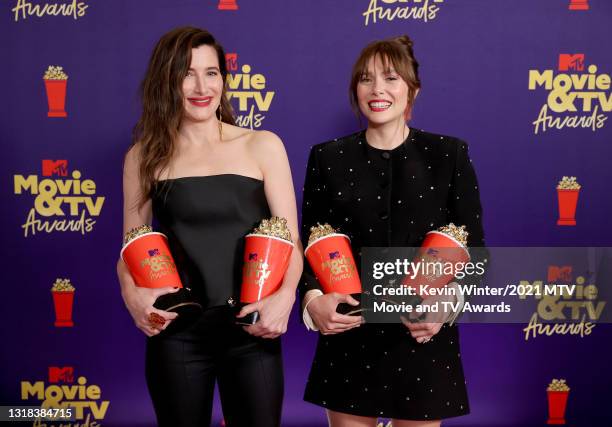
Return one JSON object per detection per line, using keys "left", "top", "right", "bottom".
{"left": 188, "top": 66, "right": 221, "bottom": 71}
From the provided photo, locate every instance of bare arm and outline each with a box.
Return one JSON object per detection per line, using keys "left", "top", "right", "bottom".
{"left": 118, "top": 144, "right": 178, "bottom": 336}
{"left": 237, "top": 131, "right": 303, "bottom": 338}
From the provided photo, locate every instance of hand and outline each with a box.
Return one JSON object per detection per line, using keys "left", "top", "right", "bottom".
{"left": 401, "top": 293, "right": 455, "bottom": 343}
{"left": 306, "top": 293, "right": 363, "bottom": 335}
{"left": 237, "top": 287, "right": 296, "bottom": 339}
{"left": 121, "top": 283, "right": 179, "bottom": 337}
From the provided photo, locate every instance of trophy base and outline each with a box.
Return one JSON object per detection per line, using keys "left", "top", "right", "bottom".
{"left": 336, "top": 293, "right": 363, "bottom": 316}
{"left": 547, "top": 419, "right": 565, "bottom": 425}
{"left": 154, "top": 288, "right": 202, "bottom": 323}
{"left": 557, "top": 219, "right": 576, "bottom": 226}
{"left": 54, "top": 320, "right": 74, "bottom": 327}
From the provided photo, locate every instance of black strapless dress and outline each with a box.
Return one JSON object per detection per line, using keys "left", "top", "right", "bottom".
{"left": 146, "top": 174, "right": 283, "bottom": 427}
{"left": 152, "top": 174, "right": 271, "bottom": 309}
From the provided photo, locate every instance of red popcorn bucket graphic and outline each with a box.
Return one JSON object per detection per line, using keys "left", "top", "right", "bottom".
{"left": 218, "top": 0, "right": 238, "bottom": 10}
{"left": 401, "top": 231, "right": 471, "bottom": 297}
{"left": 52, "top": 290, "right": 74, "bottom": 327}
{"left": 121, "top": 232, "right": 201, "bottom": 319}
{"left": 557, "top": 189, "right": 579, "bottom": 226}
{"left": 237, "top": 234, "right": 294, "bottom": 325}
{"left": 547, "top": 390, "right": 569, "bottom": 424}
{"left": 44, "top": 80, "right": 68, "bottom": 118}
{"left": 305, "top": 233, "right": 362, "bottom": 314}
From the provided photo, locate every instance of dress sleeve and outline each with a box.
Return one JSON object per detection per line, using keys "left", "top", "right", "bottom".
{"left": 299, "top": 146, "right": 329, "bottom": 302}
{"left": 446, "top": 140, "right": 489, "bottom": 319}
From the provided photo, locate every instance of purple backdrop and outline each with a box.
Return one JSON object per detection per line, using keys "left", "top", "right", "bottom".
{"left": 2, "top": 0, "right": 612, "bottom": 426}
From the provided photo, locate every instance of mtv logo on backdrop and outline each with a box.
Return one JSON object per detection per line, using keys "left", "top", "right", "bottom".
{"left": 226, "top": 53, "right": 238, "bottom": 71}
{"left": 48, "top": 366, "right": 74, "bottom": 383}
{"left": 558, "top": 54, "right": 584, "bottom": 71}
{"left": 42, "top": 159, "right": 68, "bottom": 176}
{"left": 218, "top": 0, "right": 238, "bottom": 11}
{"left": 568, "top": 0, "right": 589, "bottom": 10}
{"left": 548, "top": 266, "right": 573, "bottom": 283}
{"left": 329, "top": 251, "right": 340, "bottom": 259}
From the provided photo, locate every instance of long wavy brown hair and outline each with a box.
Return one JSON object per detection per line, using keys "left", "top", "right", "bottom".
{"left": 129, "top": 26, "right": 235, "bottom": 208}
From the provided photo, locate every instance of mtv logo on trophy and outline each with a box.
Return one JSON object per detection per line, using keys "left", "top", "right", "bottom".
{"left": 558, "top": 54, "right": 584, "bottom": 71}
{"left": 218, "top": 0, "right": 238, "bottom": 10}
{"left": 568, "top": 0, "right": 589, "bottom": 10}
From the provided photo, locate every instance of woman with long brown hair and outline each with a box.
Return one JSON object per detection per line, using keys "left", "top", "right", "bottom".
{"left": 117, "top": 26, "right": 302, "bottom": 427}
{"left": 300, "top": 35, "right": 485, "bottom": 426}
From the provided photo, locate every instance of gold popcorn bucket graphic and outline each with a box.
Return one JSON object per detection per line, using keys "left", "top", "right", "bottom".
{"left": 121, "top": 226, "right": 201, "bottom": 321}
{"left": 51, "top": 279, "right": 75, "bottom": 327}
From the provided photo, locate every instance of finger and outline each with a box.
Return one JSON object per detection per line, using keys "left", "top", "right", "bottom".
{"left": 409, "top": 330, "right": 432, "bottom": 339}
{"left": 327, "top": 322, "right": 361, "bottom": 333}
{"left": 416, "top": 335, "right": 433, "bottom": 343}
{"left": 237, "top": 303, "right": 261, "bottom": 318}
{"left": 152, "top": 308, "right": 178, "bottom": 321}
{"left": 404, "top": 321, "right": 431, "bottom": 332}
{"left": 341, "top": 294, "right": 360, "bottom": 306}
{"left": 261, "top": 333, "right": 281, "bottom": 339}
{"left": 153, "top": 286, "right": 181, "bottom": 298}
{"left": 331, "top": 313, "right": 363, "bottom": 326}
{"left": 243, "top": 324, "right": 265, "bottom": 337}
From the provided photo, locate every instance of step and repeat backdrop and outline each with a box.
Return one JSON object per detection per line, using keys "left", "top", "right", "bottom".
{"left": 2, "top": 0, "right": 612, "bottom": 426}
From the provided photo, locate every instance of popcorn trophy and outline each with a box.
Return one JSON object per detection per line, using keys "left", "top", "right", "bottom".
{"left": 235, "top": 217, "right": 294, "bottom": 325}
{"left": 304, "top": 223, "right": 362, "bottom": 315}
{"left": 556, "top": 177, "right": 580, "bottom": 226}
{"left": 121, "top": 225, "right": 201, "bottom": 320}
{"left": 400, "top": 223, "right": 471, "bottom": 303}
{"left": 547, "top": 379, "right": 570, "bottom": 424}
{"left": 43, "top": 66, "right": 68, "bottom": 118}
{"left": 51, "top": 278, "right": 75, "bottom": 327}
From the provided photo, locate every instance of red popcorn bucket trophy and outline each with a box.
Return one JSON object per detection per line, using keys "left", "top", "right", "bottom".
{"left": 51, "top": 278, "right": 75, "bottom": 327}
{"left": 304, "top": 224, "right": 362, "bottom": 315}
{"left": 401, "top": 224, "right": 471, "bottom": 298}
{"left": 121, "top": 225, "right": 202, "bottom": 321}
{"left": 547, "top": 379, "right": 570, "bottom": 424}
{"left": 236, "top": 217, "right": 294, "bottom": 325}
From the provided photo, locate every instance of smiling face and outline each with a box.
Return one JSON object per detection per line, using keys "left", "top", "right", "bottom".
{"left": 181, "top": 44, "right": 224, "bottom": 123}
{"left": 356, "top": 54, "right": 411, "bottom": 126}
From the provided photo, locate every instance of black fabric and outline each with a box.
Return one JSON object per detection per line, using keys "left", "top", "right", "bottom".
{"left": 152, "top": 174, "right": 271, "bottom": 309}
{"left": 146, "top": 306, "right": 284, "bottom": 427}
{"left": 300, "top": 128, "right": 486, "bottom": 420}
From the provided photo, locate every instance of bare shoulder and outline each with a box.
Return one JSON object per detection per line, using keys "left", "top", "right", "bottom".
{"left": 124, "top": 142, "right": 143, "bottom": 173}
{"left": 247, "top": 129, "right": 286, "bottom": 157}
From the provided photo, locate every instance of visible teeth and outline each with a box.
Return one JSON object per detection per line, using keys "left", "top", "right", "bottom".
{"left": 370, "top": 102, "right": 391, "bottom": 109}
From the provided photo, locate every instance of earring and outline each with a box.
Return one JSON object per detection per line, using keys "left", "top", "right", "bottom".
{"left": 218, "top": 102, "right": 223, "bottom": 140}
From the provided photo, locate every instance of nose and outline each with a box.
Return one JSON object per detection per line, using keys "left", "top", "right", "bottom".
{"left": 193, "top": 74, "right": 206, "bottom": 94}
{"left": 371, "top": 76, "right": 384, "bottom": 95}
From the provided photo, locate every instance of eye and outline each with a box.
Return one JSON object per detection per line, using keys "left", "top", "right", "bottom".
{"left": 386, "top": 75, "right": 398, "bottom": 81}
{"left": 185, "top": 70, "right": 195, "bottom": 78}
{"left": 207, "top": 70, "right": 219, "bottom": 77}
{"left": 359, "top": 75, "right": 371, "bottom": 83}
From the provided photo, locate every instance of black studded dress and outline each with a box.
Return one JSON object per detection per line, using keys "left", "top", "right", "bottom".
{"left": 300, "top": 129, "right": 485, "bottom": 420}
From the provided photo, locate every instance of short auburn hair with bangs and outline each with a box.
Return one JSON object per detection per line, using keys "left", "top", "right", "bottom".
{"left": 349, "top": 35, "right": 421, "bottom": 119}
